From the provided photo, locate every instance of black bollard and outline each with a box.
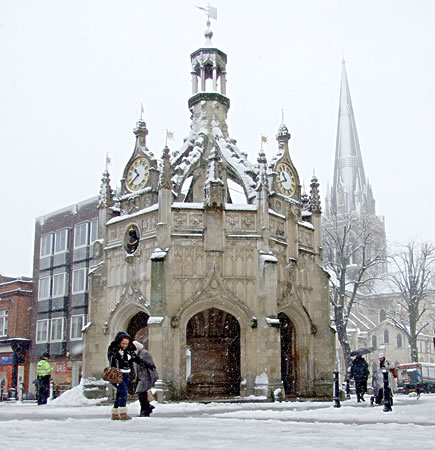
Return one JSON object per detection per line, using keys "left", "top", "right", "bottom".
{"left": 333, "top": 371, "right": 341, "bottom": 408}
{"left": 345, "top": 379, "right": 351, "bottom": 400}
{"left": 0, "top": 388, "right": 3, "bottom": 402}
{"left": 382, "top": 370, "right": 392, "bottom": 412}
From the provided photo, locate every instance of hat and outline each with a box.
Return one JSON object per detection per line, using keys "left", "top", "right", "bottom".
{"left": 42, "top": 352, "right": 50, "bottom": 358}
{"left": 378, "top": 353, "right": 385, "bottom": 359}
{"left": 133, "top": 341, "right": 144, "bottom": 352}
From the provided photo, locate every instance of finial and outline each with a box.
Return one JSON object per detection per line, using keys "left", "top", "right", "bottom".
{"left": 140, "top": 103, "right": 144, "bottom": 120}
{"left": 105, "top": 153, "right": 112, "bottom": 171}
{"left": 281, "top": 108, "right": 285, "bottom": 124}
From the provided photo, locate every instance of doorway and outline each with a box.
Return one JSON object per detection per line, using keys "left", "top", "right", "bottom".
{"left": 279, "top": 312, "right": 297, "bottom": 395}
{"left": 127, "top": 311, "right": 149, "bottom": 348}
{"left": 186, "top": 308, "right": 241, "bottom": 398}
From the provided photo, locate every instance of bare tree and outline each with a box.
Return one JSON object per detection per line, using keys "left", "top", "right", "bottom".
{"left": 323, "top": 212, "right": 386, "bottom": 372}
{"left": 386, "top": 241, "right": 435, "bottom": 362}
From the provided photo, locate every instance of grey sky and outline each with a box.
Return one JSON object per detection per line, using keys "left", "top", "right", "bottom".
{"left": 1, "top": 0, "right": 434, "bottom": 276}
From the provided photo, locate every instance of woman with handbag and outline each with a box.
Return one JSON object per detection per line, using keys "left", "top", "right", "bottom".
{"left": 107, "top": 331, "right": 136, "bottom": 420}
{"left": 132, "top": 340, "right": 159, "bottom": 417}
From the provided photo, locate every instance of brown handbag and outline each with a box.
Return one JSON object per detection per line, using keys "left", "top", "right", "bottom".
{"left": 147, "top": 390, "right": 155, "bottom": 402}
{"left": 103, "top": 367, "right": 123, "bottom": 384}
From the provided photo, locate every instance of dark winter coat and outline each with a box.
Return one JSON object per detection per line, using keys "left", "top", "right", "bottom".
{"left": 107, "top": 331, "right": 136, "bottom": 371}
{"left": 350, "top": 357, "right": 369, "bottom": 382}
{"left": 134, "top": 349, "right": 159, "bottom": 393}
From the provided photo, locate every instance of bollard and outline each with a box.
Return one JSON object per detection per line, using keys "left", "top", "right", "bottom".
{"left": 345, "top": 379, "right": 351, "bottom": 400}
{"left": 19, "top": 382, "right": 24, "bottom": 402}
{"left": 333, "top": 371, "right": 341, "bottom": 408}
{"left": 382, "top": 370, "right": 392, "bottom": 412}
{"left": 0, "top": 388, "right": 3, "bottom": 402}
{"left": 49, "top": 381, "right": 54, "bottom": 401}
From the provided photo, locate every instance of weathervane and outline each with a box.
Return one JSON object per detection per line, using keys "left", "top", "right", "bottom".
{"left": 196, "top": 4, "right": 218, "bottom": 26}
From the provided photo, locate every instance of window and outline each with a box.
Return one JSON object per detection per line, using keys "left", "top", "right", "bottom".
{"left": 72, "top": 268, "right": 87, "bottom": 293}
{"left": 40, "top": 234, "right": 53, "bottom": 258}
{"left": 54, "top": 229, "right": 69, "bottom": 253}
{"left": 0, "top": 310, "right": 8, "bottom": 336}
{"left": 52, "top": 273, "right": 67, "bottom": 297}
{"left": 379, "top": 309, "right": 386, "bottom": 322}
{"left": 38, "top": 276, "right": 51, "bottom": 300}
{"left": 74, "top": 223, "right": 89, "bottom": 248}
{"left": 70, "top": 315, "right": 87, "bottom": 340}
{"left": 90, "top": 219, "right": 98, "bottom": 244}
{"left": 397, "top": 334, "right": 403, "bottom": 348}
{"left": 384, "top": 329, "right": 389, "bottom": 344}
{"left": 36, "top": 319, "right": 49, "bottom": 343}
{"left": 50, "top": 317, "right": 65, "bottom": 342}
{"left": 372, "top": 335, "right": 377, "bottom": 348}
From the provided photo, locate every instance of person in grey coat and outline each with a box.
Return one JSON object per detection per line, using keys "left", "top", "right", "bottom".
{"left": 133, "top": 341, "right": 159, "bottom": 417}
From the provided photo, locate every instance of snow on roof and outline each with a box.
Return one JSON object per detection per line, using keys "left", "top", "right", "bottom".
{"left": 169, "top": 110, "right": 258, "bottom": 201}
{"left": 106, "top": 204, "right": 159, "bottom": 225}
{"left": 298, "top": 221, "right": 314, "bottom": 230}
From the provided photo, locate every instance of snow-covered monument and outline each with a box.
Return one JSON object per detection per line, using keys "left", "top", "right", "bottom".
{"left": 83, "top": 17, "right": 335, "bottom": 400}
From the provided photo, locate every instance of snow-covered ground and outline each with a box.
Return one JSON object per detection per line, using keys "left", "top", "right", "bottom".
{"left": 0, "top": 385, "right": 434, "bottom": 450}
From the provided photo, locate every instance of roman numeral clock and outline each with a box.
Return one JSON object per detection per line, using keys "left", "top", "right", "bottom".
{"left": 275, "top": 162, "right": 297, "bottom": 198}
{"left": 126, "top": 157, "right": 150, "bottom": 191}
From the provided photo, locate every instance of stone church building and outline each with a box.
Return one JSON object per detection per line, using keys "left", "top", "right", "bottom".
{"left": 83, "top": 23, "right": 335, "bottom": 400}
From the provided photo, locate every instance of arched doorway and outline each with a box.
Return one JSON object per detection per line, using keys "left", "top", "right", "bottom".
{"left": 127, "top": 311, "right": 149, "bottom": 348}
{"left": 279, "top": 312, "right": 297, "bottom": 395}
{"left": 186, "top": 307, "right": 240, "bottom": 398}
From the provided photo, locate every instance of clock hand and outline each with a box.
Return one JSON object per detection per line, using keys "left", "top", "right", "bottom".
{"left": 132, "top": 168, "right": 140, "bottom": 182}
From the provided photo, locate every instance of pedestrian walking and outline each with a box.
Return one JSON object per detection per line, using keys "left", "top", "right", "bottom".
{"left": 370, "top": 353, "right": 394, "bottom": 406}
{"left": 107, "top": 331, "right": 136, "bottom": 420}
{"left": 36, "top": 352, "right": 53, "bottom": 405}
{"left": 350, "top": 354, "right": 369, "bottom": 402}
{"left": 132, "top": 340, "right": 158, "bottom": 417}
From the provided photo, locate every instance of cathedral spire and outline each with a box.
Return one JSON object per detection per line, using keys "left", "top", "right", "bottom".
{"left": 330, "top": 61, "right": 374, "bottom": 216}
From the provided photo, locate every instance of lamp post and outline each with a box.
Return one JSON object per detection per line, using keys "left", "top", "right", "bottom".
{"left": 382, "top": 370, "right": 392, "bottom": 412}
{"left": 333, "top": 371, "right": 341, "bottom": 408}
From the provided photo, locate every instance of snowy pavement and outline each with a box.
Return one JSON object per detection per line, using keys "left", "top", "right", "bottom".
{"left": 0, "top": 389, "right": 434, "bottom": 449}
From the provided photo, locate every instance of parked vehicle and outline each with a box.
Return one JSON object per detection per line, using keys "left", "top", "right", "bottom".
{"left": 396, "top": 362, "right": 435, "bottom": 394}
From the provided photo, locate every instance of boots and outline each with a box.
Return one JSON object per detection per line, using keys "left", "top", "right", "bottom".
{"left": 111, "top": 407, "right": 120, "bottom": 420}
{"left": 119, "top": 406, "right": 132, "bottom": 420}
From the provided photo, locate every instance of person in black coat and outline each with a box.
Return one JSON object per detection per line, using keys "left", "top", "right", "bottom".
{"left": 107, "top": 331, "right": 137, "bottom": 420}
{"left": 350, "top": 355, "right": 370, "bottom": 402}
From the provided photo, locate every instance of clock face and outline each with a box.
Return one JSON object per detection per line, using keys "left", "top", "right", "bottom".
{"left": 126, "top": 157, "right": 150, "bottom": 191}
{"left": 276, "top": 162, "right": 296, "bottom": 197}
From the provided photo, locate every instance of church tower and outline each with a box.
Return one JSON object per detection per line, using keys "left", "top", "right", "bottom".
{"left": 325, "top": 61, "right": 386, "bottom": 259}
{"left": 83, "top": 14, "right": 334, "bottom": 401}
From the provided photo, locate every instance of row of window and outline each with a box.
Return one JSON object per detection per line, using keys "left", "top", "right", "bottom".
{"left": 372, "top": 331, "right": 402, "bottom": 348}
{"left": 0, "top": 310, "right": 7, "bottom": 336}
{"left": 372, "top": 332, "right": 433, "bottom": 353}
{"left": 38, "top": 268, "right": 88, "bottom": 300}
{"left": 40, "top": 220, "right": 98, "bottom": 258}
{"left": 36, "top": 315, "right": 87, "bottom": 343}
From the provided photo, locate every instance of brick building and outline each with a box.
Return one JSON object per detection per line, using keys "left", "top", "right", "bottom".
{"left": 0, "top": 274, "right": 33, "bottom": 397}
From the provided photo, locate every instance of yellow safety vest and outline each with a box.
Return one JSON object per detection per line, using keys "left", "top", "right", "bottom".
{"left": 36, "top": 359, "right": 53, "bottom": 377}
